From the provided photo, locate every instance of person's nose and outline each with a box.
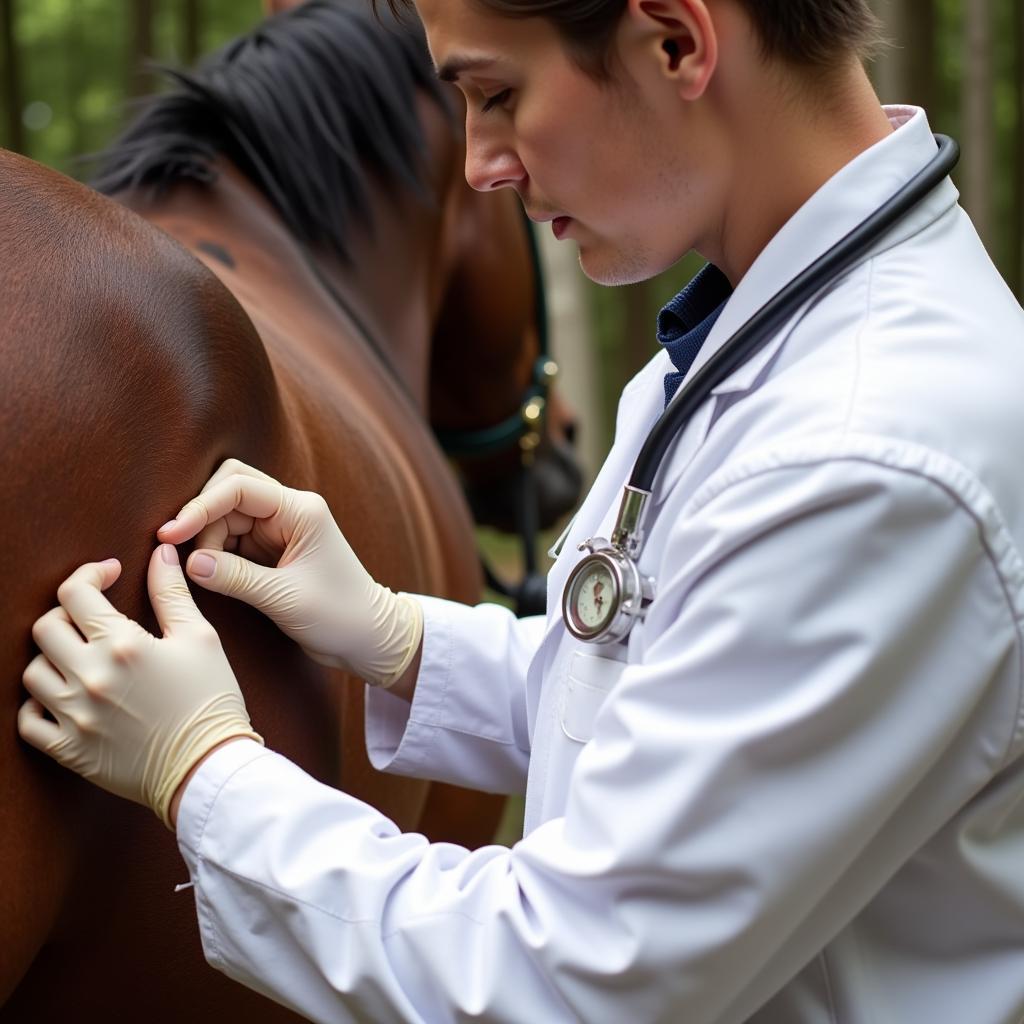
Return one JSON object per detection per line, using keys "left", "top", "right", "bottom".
{"left": 463, "top": 115, "right": 526, "bottom": 192}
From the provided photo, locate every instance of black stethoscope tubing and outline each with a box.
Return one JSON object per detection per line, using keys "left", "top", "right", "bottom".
{"left": 630, "top": 134, "right": 960, "bottom": 495}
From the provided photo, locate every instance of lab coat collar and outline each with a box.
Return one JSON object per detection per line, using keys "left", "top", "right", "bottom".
{"left": 689, "top": 106, "right": 960, "bottom": 399}
{"left": 641, "top": 107, "right": 961, "bottom": 509}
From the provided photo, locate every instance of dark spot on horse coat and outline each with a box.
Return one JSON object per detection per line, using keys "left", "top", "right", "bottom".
{"left": 197, "top": 240, "right": 235, "bottom": 268}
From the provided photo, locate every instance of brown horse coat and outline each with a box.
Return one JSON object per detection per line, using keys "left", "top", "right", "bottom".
{"left": 0, "top": 13, "right": 551, "bottom": 1018}
{"left": 0, "top": 140, "right": 473, "bottom": 1018}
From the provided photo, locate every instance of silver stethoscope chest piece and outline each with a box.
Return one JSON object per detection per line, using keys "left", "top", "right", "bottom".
{"left": 563, "top": 487, "right": 656, "bottom": 643}
{"left": 560, "top": 134, "right": 960, "bottom": 646}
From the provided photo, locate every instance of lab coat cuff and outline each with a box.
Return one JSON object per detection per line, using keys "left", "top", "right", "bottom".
{"left": 174, "top": 739, "right": 275, "bottom": 973}
{"left": 365, "top": 594, "right": 453, "bottom": 778}
{"left": 176, "top": 738, "right": 272, "bottom": 860}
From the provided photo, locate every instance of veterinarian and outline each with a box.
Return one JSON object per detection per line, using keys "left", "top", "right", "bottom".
{"left": 20, "top": 0, "right": 1024, "bottom": 1020}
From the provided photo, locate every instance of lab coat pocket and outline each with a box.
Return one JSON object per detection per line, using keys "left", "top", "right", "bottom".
{"left": 560, "top": 651, "right": 626, "bottom": 744}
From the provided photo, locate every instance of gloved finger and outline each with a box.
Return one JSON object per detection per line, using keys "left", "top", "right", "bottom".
{"left": 149, "top": 545, "right": 214, "bottom": 638}
{"left": 193, "top": 509, "right": 256, "bottom": 553}
{"left": 22, "top": 653, "right": 68, "bottom": 712}
{"left": 17, "top": 697, "right": 64, "bottom": 754}
{"left": 185, "top": 547, "right": 279, "bottom": 611}
{"left": 54, "top": 559, "right": 124, "bottom": 642}
{"left": 157, "top": 460, "right": 278, "bottom": 543}
{"left": 32, "top": 606, "right": 88, "bottom": 676}
{"left": 222, "top": 519, "right": 290, "bottom": 568}
{"left": 157, "top": 475, "right": 284, "bottom": 545}
{"left": 199, "top": 458, "right": 278, "bottom": 495}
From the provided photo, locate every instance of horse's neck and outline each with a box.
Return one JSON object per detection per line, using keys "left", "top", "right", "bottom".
{"left": 118, "top": 160, "right": 446, "bottom": 412}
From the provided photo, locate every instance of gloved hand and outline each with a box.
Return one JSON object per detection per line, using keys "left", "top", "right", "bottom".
{"left": 157, "top": 459, "right": 423, "bottom": 689}
{"left": 18, "top": 547, "right": 262, "bottom": 829}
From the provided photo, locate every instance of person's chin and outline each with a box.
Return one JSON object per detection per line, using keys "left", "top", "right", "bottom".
{"left": 578, "top": 245, "right": 655, "bottom": 287}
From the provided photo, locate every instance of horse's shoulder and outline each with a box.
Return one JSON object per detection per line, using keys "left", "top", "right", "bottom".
{"left": 3, "top": 155, "right": 277, "bottom": 452}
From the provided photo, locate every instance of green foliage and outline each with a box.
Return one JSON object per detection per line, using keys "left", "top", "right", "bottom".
{"left": 3, "top": 0, "right": 260, "bottom": 176}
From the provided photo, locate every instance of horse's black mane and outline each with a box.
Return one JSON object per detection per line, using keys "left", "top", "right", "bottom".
{"left": 92, "top": 0, "right": 451, "bottom": 262}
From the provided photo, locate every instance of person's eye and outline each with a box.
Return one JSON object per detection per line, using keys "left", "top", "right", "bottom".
{"left": 481, "top": 88, "right": 513, "bottom": 113}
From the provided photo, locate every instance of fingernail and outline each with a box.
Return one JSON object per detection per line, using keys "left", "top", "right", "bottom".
{"left": 189, "top": 553, "right": 216, "bottom": 579}
{"left": 160, "top": 544, "right": 179, "bottom": 565}
{"left": 158, "top": 519, "right": 178, "bottom": 534}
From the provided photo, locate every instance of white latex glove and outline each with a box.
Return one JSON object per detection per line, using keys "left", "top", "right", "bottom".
{"left": 156, "top": 459, "right": 423, "bottom": 689}
{"left": 18, "top": 547, "right": 262, "bottom": 829}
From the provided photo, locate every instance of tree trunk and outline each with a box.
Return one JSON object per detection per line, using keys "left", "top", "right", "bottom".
{"left": 536, "top": 229, "right": 603, "bottom": 486}
{"left": 128, "top": 0, "right": 157, "bottom": 97}
{"left": 182, "top": 0, "right": 202, "bottom": 66}
{"left": 1014, "top": 0, "right": 1024, "bottom": 301}
{"left": 962, "top": 0, "right": 994, "bottom": 251}
{"left": 871, "top": 0, "right": 906, "bottom": 103}
{"left": 904, "top": 0, "right": 936, "bottom": 113}
{"left": 871, "top": 0, "right": 936, "bottom": 110}
{"left": 66, "top": 0, "right": 86, "bottom": 163}
{"left": 620, "top": 281, "right": 657, "bottom": 385}
{"left": 0, "top": 0, "right": 24, "bottom": 153}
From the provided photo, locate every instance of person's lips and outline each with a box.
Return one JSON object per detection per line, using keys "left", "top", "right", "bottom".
{"left": 525, "top": 208, "right": 573, "bottom": 240}
{"left": 551, "top": 216, "right": 571, "bottom": 240}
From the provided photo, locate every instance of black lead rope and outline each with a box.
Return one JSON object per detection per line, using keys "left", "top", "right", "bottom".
{"left": 481, "top": 459, "right": 549, "bottom": 618}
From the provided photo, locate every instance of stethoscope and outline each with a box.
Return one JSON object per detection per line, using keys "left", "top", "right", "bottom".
{"left": 562, "top": 134, "right": 960, "bottom": 644}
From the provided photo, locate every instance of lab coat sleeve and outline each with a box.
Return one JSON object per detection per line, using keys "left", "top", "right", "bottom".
{"left": 176, "top": 453, "right": 1022, "bottom": 1024}
{"left": 364, "top": 595, "right": 542, "bottom": 794}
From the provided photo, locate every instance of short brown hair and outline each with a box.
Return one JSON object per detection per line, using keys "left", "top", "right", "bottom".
{"left": 387, "top": 0, "right": 883, "bottom": 79}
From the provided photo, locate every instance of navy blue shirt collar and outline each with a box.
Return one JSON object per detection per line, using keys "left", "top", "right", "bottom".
{"left": 657, "top": 263, "right": 733, "bottom": 406}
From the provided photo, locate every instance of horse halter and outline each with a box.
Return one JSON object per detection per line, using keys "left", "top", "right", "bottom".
{"left": 432, "top": 216, "right": 559, "bottom": 619}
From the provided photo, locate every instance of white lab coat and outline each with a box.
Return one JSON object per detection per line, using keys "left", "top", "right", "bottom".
{"left": 177, "top": 107, "right": 1024, "bottom": 1023}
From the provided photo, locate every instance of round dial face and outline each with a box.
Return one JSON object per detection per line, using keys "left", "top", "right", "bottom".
{"left": 572, "top": 562, "right": 617, "bottom": 631}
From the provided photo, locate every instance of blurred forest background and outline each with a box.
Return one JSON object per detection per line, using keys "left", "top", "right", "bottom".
{"left": 1, "top": 0, "right": 1022, "bottom": 464}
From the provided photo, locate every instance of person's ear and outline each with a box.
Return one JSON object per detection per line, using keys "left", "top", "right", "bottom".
{"left": 624, "top": 0, "right": 717, "bottom": 101}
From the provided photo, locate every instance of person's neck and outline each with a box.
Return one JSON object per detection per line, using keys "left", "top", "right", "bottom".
{"left": 707, "top": 63, "right": 893, "bottom": 287}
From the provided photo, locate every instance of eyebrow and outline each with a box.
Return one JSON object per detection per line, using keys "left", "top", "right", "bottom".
{"left": 436, "top": 56, "right": 497, "bottom": 83}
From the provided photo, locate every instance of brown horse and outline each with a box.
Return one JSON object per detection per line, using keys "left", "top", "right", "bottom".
{"left": 0, "top": 2, "right": 577, "bottom": 1019}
